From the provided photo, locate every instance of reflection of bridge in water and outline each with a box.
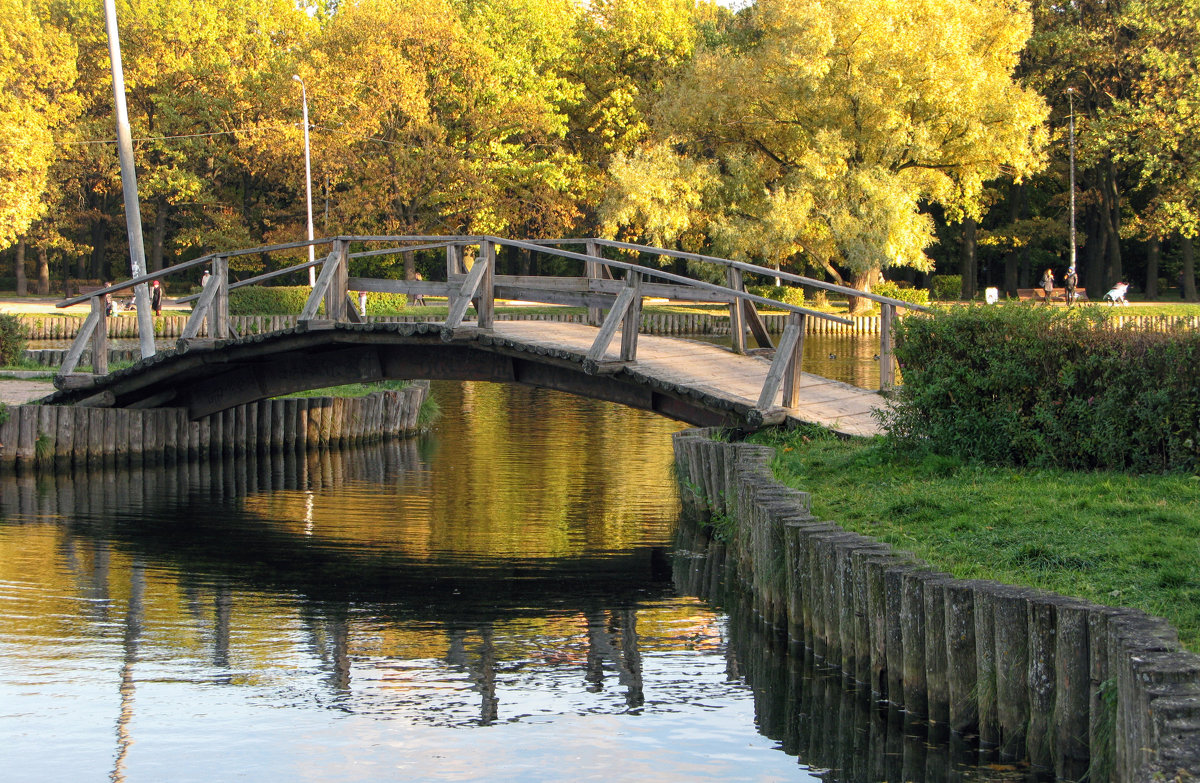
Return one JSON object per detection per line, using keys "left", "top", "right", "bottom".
{"left": 2, "top": 442, "right": 1001, "bottom": 779}
{"left": 47, "top": 236, "right": 926, "bottom": 435}
{"left": 0, "top": 441, "right": 671, "bottom": 728}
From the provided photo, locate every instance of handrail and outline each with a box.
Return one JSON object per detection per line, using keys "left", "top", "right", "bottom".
{"left": 55, "top": 238, "right": 336, "bottom": 308}
{"left": 536, "top": 236, "right": 930, "bottom": 312}
{"left": 492, "top": 236, "right": 852, "bottom": 326}
{"left": 69, "top": 237, "right": 467, "bottom": 307}
{"left": 57, "top": 233, "right": 904, "bottom": 404}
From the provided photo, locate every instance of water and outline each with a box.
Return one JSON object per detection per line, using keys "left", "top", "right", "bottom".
{"left": 0, "top": 382, "right": 822, "bottom": 782}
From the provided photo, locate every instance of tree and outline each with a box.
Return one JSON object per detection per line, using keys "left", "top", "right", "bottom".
{"left": 604, "top": 0, "right": 1047, "bottom": 311}
{"left": 0, "top": 0, "right": 78, "bottom": 249}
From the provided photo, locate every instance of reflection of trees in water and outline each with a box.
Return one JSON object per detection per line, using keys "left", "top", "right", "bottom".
{"left": 0, "top": 442, "right": 703, "bottom": 729}
{"left": 672, "top": 520, "right": 1024, "bottom": 783}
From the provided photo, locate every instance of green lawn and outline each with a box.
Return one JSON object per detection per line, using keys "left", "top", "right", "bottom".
{"left": 750, "top": 427, "right": 1200, "bottom": 651}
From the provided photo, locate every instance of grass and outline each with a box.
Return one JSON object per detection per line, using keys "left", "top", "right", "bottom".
{"left": 274, "top": 379, "right": 413, "bottom": 399}
{"left": 750, "top": 427, "right": 1200, "bottom": 651}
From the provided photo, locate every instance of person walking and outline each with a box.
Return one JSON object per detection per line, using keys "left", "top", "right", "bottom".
{"left": 1064, "top": 265, "right": 1078, "bottom": 305}
{"left": 150, "top": 279, "right": 163, "bottom": 316}
{"left": 1041, "top": 268, "right": 1055, "bottom": 304}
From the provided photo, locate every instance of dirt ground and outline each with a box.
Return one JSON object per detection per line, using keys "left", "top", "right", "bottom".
{"left": 0, "top": 379, "right": 55, "bottom": 405}
{"left": 0, "top": 295, "right": 189, "bottom": 316}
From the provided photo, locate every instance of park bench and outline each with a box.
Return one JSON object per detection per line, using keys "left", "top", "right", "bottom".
{"left": 1015, "top": 287, "right": 1089, "bottom": 303}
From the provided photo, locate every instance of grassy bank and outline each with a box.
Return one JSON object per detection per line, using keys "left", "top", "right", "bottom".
{"left": 750, "top": 427, "right": 1200, "bottom": 651}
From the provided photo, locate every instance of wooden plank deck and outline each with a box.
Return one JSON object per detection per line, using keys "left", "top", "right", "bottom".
{"left": 490, "top": 321, "right": 885, "bottom": 437}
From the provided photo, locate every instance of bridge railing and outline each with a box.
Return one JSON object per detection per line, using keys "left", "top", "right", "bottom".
{"left": 55, "top": 234, "right": 910, "bottom": 413}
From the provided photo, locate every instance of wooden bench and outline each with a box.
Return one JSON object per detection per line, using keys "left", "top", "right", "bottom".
{"left": 1016, "top": 287, "right": 1089, "bottom": 303}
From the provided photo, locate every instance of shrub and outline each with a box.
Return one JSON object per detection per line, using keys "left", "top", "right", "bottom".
{"left": 228, "top": 285, "right": 315, "bottom": 315}
{"left": 873, "top": 280, "right": 930, "bottom": 307}
{"left": 747, "top": 284, "right": 805, "bottom": 308}
{"left": 359, "top": 291, "right": 409, "bottom": 315}
{"left": 929, "top": 275, "right": 962, "bottom": 301}
{"left": 878, "top": 303, "right": 1200, "bottom": 473}
{"left": 0, "top": 313, "right": 26, "bottom": 364}
{"left": 228, "top": 285, "right": 410, "bottom": 316}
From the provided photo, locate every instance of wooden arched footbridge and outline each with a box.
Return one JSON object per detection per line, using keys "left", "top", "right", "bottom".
{"left": 46, "top": 236, "right": 926, "bottom": 436}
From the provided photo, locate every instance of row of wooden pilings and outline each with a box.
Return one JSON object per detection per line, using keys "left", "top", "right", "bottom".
{"left": 15, "top": 311, "right": 1200, "bottom": 344}
{"left": 0, "top": 383, "right": 428, "bottom": 472}
{"left": 672, "top": 428, "right": 1200, "bottom": 783}
{"left": 17, "top": 311, "right": 881, "bottom": 339}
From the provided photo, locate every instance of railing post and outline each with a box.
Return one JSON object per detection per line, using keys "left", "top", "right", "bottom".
{"left": 212, "top": 256, "right": 230, "bottom": 339}
{"left": 477, "top": 239, "right": 494, "bottom": 329}
{"left": 727, "top": 267, "right": 746, "bottom": 354}
{"left": 324, "top": 239, "right": 349, "bottom": 322}
{"left": 620, "top": 269, "right": 642, "bottom": 362}
{"left": 58, "top": 302, "right": 103, "bottom": 377}
{"left": 757, "top": 311, "right": 806, "bottom": 411}
{"left": 782, "top": 312, "right": 806, "bottom": 408}
{"left": 879, "top": 302, "right": 895, "bottom": 391}
{"left": 585, "top": 240, "right": 603, "bottom": 327}
{"left": 90, "top": 295, "right": 109, "bottom": 375}
{"left": 445, "top": 243, "right": 462, "bottom": 314}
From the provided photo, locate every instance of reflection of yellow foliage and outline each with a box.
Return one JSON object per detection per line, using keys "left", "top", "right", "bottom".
{"left": 242, "top": 382, "right": 686, "bottom": 560}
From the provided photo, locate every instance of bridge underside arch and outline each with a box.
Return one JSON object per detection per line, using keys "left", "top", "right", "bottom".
{"left": 43, "top": 323, "right": 754, "bottom": 428}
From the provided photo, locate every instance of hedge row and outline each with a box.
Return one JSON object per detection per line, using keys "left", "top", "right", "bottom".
{"left": 0, "top": 313, "right": 25, "bottom": 365}
{"left": 228, "top": 286, "right": 408, "bottom": 316}
{"left": 880, "top": 304, "right": 1200, "bottom": 473}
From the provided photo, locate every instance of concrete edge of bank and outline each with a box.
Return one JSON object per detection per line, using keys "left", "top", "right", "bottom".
{"left": 672, "top": 427, "right": 1200, "bottom": 783}
{"left": 0, "top": 381, "right": 428, "bottom": 473}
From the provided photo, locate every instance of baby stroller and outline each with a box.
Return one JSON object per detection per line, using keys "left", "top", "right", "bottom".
{"left": 1103, "top": 282, "right": 1130, "bottom": 306}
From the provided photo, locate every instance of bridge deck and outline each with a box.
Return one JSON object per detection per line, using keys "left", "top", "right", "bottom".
{"left": 491, "top": 321, "right": 883, "bottom": 437}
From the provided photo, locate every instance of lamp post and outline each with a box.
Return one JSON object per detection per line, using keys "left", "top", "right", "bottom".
{"left": 1067, "top": 87, "right": 1077, "bottom": 273}
{"left": 293, "top": 75, "right": 316, "bottom": 287}
{"left": 103, "top": 0, "right": 155, "bottom": 358}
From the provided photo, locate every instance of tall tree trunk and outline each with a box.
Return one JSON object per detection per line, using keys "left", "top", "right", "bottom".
{"left": 847, "top": 268, "right": 880, "bottom": 315}
{"left": 1183, "top": 235, "right": 1197, "bottom": 302}
{"left": 1003, "top": 185, "right": 1024, "bottom": 295}
{"left": 1145, "top": 238, "right": 1161, "bottom": 300}
{"left": 403, "top": 251, "right": 415, "bottom": 280}
{"left": 75, "top": 251, "right": 87, "bottom": 280}
{"left": 149, "top": 198, "right": 168, "bottom": 272}
{"left": 36, "top": 246, "right": 50, "bottom": 295}
{"left": 15, "top": 240, "right": 27, "bottom": 296}
{"left": 90, "top": 216, "right": 108, "bottom": 279}
{"left": 1103, "top": 163, "right": 1122, "bottom": 286}
{"left": 960, "top": 218, "right": 977, "bottom": 300}
{"left": 1084, "top": 199, "right": 1108, "bottom": 297}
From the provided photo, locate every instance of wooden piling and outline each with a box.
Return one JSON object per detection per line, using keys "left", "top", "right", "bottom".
{"left": 1027, "top": 593, "right": 1058, "bottom": 770}
{"left": 923, "top": 576, "right": 952, "bottom": 726}
{"left": 945, "top": 580, "right": 979, "bottom": 736}
{"left": 1055, "top": 599, "right": 1093, "bottom": 782}
{"left": 993, "top": 586, "right": 1031, "bottom": 760}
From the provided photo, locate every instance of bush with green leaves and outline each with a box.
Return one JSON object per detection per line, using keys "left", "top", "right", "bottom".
{"left": 228, "top": 286, "right": 315, "bottom": 315}
{"left": 359, "top": 292, "right": 410, "bottom": 315}
{"left": 226, "top": 286, "right": 412, "bottom": 316}
{"left": 878, "top": 303, "right": 1200, "bottom": 473}
{"left": 747, "top": 284, "right": 805, "bottom": 308}
{"left": 873, "top": 280, "right": 930, "bottom": 307}
{"left": 0, "top": 313, "right": 26, "bottom": 364}
{"left": 928, "top": 275, "right": 962, "bottom": 301}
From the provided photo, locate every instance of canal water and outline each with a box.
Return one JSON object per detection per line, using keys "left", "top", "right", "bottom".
{"left": 1, "top": 341, "right": 1025, "bottom": 782}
